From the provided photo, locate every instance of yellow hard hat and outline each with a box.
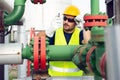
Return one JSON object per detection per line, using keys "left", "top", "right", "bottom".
{"left": 63, "top": 5, "right": 80, "bottom": 16}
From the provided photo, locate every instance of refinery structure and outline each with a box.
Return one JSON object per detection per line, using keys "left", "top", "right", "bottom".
{"left": 0, "top": 0, "right": 120, "bottom": 80}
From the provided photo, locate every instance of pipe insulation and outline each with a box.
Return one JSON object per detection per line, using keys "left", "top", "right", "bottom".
{"left": 4, "top": 0, "right": 26, "bottom": 25}
{"left": 105, "top": 25, "right": 120, "bottom": 80}
{"left": 0, "top": 0, "right": 12, "bottom": 13}
{"left": 0, "top": 43, "right": 22, "bottom": 64}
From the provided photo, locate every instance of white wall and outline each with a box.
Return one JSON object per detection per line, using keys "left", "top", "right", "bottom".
{"left": 72, "top": 0, "right": 106, "bottom": 28}
{"left": 24, "top": 0, "right": 72, "bottom": 31}
{"left": 3, "top": 0, "right": 106, "bottom": 34}
{"left": 72, "top": 0, "right": 106, "bottom": 20}
{"left": 4, "top": 0, "right": 72, "bottom": 31}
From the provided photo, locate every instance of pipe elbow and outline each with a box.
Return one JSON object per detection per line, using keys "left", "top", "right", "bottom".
{"left": 4, "top": 0, "right": 26, "bottom": 26}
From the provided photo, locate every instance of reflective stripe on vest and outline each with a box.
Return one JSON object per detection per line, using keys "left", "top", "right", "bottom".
{"left": 55, "top": 27, "right": 80, "bottom": 45}
{"left": 50, "top": 65, "right": 80, "bottom": 72}
{"left": 49, "top": 28, "right": 83, "bottom": 76}
{"left": 49, "top": 61, "right": 81, "bottom": 73}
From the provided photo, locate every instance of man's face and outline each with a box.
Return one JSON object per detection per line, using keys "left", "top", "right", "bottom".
{"left": 63, "top": 15, "right": 76, "bottom": 33}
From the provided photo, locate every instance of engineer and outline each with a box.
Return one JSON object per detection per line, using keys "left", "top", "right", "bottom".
{"left": 47, "top": 5, "right": 89, "bottom": 76}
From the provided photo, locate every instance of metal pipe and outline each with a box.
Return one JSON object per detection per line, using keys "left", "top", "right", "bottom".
{"left": 0, "top": 43, "right": 22, "bottom": 64}
{"left": 17, "top": 25, "right": 27, "bottom": 79}
{"left": 0, "top": 9, "right": 4, "bottom": 80}
{"left": 0, "top": 0, "right": 12, "bottom": 13}
{"left": 47, "top": 45, "right": 80, "bottom": 61}
{"left": 4, "top": 0, "right": 26, "bottom": 25}
{"left": 91, "top": 0, "right": 99, "bottom": 15}
{"left": 105, "top": 25, "right": 120, "bottom": 80}
{"left": 114, "top": 0, "right": 120, "bottom": 24}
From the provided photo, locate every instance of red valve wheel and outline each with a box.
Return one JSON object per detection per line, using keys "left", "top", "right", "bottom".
{"left": 84, "top": 15, "right": 108, "bottom": 27}
{"left": 34, "top": 0, "right": 45, "bottom": 4}
{"left": 84, "top": 15, "right": 108, "bottom": 20}
{"left": 33, "top": 36, "right": 46, "bottom": 71}
{"left": 34, "top": 0, "right": 39, "bottom": 4}
{"left": 30, "top": 28, "right": 35, "bottom": 39}
{"left": 27, "top": 28, "right": 35, "bottom": 76}
{"left": 39, "top": 0, "right": 43, "bottom": 4}
{"left": 40, "top": 36, "right": 46, "bottom": 70}
{"left": 34, "top": 36, "right": 39, "bottom": 71}
{"left": 27, "top": 60, "right": 31, "bottom": 76}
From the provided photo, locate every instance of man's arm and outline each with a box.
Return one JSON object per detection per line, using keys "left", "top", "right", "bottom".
{"left": 82, "top": 29, "right": 91, "bottom": 44}
{"left": 47, "top": 33, "right": 55, "bottom": 45}
{"left": 80, "top": 30, "right": 84, "bottom": 45}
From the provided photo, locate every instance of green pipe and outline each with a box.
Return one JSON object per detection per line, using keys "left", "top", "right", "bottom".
{"left": 22, "top": 45, "right": 33, "bottom": 61}
{"left": 47, "top": 45, "right": 79, "bottom": 61}
{"left": 94, "top": 75, "right": 103, "bottom": 80}
{"left": 22, "top": 45, "right": 79, "bottom": 62}
{"left": 4, "top": 0, "right": 26, "bottom": 25}
{"left": 95, "top": 43, "right": 105, "bottom": 74}
{"left": 91, "top": 27, "right": 104, "bottom": 42}
{"left": 91, "top": 0, "right": 99, "bottom": 15}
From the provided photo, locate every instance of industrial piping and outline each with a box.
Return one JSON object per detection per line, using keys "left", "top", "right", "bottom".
{"left": 4, "top": 0, "right": 26, "bottom": 26}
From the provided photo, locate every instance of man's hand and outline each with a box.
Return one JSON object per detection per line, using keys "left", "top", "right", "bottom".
{"left": 82, "top": 29, "right": 91, "bottom": 44}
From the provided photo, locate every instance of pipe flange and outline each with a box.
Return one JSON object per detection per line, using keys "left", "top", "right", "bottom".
{"left": 40, "top": 36, "right": 46, "bottom": 70}
{"left": 34, "top": 36, "right": 46, "bottom": 71}
{"left": 84, "top": 15, "right": 108, "bottom": 27}
{"left": 34, "top": 36, "right": 39, "bottom": 71}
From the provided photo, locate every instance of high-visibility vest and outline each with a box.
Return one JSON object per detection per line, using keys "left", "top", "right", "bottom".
{"left": 48, "top": 61, "right": 83, "bottom": 76}
{"left": 48, "top": 27, "right": 83, "bottom": 76}
{"left": 55, "top": 27, "right": 80, "bottom": 45}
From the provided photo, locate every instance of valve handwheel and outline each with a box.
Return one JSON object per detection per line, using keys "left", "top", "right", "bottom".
{"left": 34, "top": 36, "right": 46, "bottom": 71}
{"left": 34, "top": 0, "right": 39, "bottom": 4}
{"left": 27, "top": 28, "right": 35, "bottom": 76}
{"left": 30, "top": 28, "right": 35, "bottom": 39}
{"left": 39, "top": 0, "right": 43, "bottom": 4}
{"left": 34, "top": 36, "right": 39, "bottom": 71}
{"left": 40, "top": 36, "right": 46, "bottom": 70}
{"left": 84, "top": 15, "right": 108, "bottom": 27}
{"left": 34, "top": 0, "right": 45, "bottom": 4}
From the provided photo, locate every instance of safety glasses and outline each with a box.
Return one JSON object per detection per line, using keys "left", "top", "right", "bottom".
{"left": 63, "top": 16, "right": 75, "bottom": 22}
